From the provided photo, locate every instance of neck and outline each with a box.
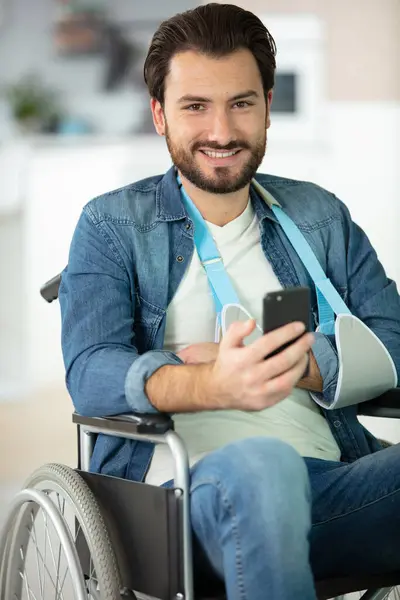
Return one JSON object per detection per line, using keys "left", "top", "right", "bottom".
{"left": 179, "top": 172, "right": 250, "bottom": 226}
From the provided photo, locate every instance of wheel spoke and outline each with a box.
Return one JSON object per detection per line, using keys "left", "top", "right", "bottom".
{"left": 19, "top": 573, "right": 40, "bottom": 600}
{"left": 55, "top": 566, "right": 69, "bottom": 600}
{"left": 20, "top": 549, "right": 32, "bottom": 600}
{"left": 55, "top": 538, "right": 63, "bottom": 600}
{"left": 19, "top": 556, "right": 39, "bottom": 600}
{"left": 30, "top": 511, "right": 44, "bottom": 599}
{"left": 51, "top": 491, "right": 67, "bottom": 600}
{"left": 18, "top": 495, "right": 76, "bottom": 600}
{"left": 60, "top": 497, "right": 65, "bottom": 519}
{"left": 86, "top": 578, "right": 101, "bottom": 600}
{"left": 29, "top": 530, "right": 64, "bottom": 594}
{"left": 74, "top": 521, "right": 81, "bottom": 542}
{"left": 89, "top": 555, "right": 95, "bottom": 582}
{"left": 43, "top": 513, "right": 65, "bottom": 600}
{"left": 42, "top": 511, "right": 48, "bottom": 597}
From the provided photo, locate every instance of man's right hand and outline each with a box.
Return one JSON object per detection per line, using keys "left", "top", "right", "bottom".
{"left": 145, "top": 319, "right": 313, "bottom": 414}
{"left": 209, "top": 319, "right": 314, "bottom": 411}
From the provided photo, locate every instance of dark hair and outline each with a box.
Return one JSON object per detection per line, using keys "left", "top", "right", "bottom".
{"left": 143, "top": 3, "right": 277, "bottom": 105}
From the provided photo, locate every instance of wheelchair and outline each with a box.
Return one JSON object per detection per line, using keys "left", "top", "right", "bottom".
{"left": 1, "top": 274, "right": 400, "bottom": 600}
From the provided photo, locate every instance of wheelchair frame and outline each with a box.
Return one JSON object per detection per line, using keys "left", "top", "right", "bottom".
{"left": 75, "top": 412, "right": 194, "bottom": 600}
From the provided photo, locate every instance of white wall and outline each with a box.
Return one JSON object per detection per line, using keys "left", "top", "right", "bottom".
{"left": 265, "top": 103, "right": 400, "bottom": 286}
{"left": 0, "top": 211, "right": 24, "bottom": 397}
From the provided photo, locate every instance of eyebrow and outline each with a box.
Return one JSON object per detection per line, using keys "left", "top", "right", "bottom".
{"left": 177, "top": 89, "right": 260, "bottom": 104}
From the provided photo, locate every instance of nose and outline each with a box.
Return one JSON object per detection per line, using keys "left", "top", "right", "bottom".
{"left": 207, "top": 108, "right": 236, "bottom": 147}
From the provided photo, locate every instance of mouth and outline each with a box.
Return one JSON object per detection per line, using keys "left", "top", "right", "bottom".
{"left": 198, "top": 148, "right": 243, "bottom": 166}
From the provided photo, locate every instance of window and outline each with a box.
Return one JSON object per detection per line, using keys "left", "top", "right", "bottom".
{"left": 261, "top": 15, "right": 325, "bottom": 144}
{"left": 271, "top": 73, "right": 297, "bottom": 114}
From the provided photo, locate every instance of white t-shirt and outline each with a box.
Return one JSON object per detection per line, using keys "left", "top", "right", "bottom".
{"left": 145, "top": 200, "right": 340, "bottom": 485}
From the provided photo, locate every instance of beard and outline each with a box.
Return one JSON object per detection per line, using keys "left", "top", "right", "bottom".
{"left": 165, "top": 124, "right": 266, "bottom": 194}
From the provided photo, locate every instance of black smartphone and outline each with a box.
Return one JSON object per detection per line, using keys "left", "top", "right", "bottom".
{"left": 263, "top": 287, "right": 311, "bottom": 361}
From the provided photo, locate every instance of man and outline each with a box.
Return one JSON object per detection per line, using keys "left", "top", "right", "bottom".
{"left": 60, "top": 4, "right": 400, "bottom": 599}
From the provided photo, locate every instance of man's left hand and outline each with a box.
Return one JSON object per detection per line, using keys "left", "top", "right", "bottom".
{"left": 296, "top": 351, "right": 323, "bottom": 393}
{"left": 177, "top": 342, "right": 219, "bottom": 365}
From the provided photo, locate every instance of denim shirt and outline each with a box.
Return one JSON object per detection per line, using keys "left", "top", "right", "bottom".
{"left": 59, "top": 166, "right": 400, "bottom": 481}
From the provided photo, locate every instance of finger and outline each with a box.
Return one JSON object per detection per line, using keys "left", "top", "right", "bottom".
{"left": 220, "top": 319, "right": 257, "bottom": 351}
{"left": 261, "top": 353, "right": 311, "bottom": 404}
{"left": 250, "top": 333, "right": 314, "bottom": 384}
{"left": 245, "top": 321, "right": 307, "bottom": 362}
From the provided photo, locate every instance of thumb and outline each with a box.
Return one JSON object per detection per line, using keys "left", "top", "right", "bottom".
{"left": 221, "top": 319, "right": 256, "bottom": 350}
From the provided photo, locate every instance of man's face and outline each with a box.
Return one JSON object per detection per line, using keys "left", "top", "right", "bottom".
{"left": 151, "top": 49, "right": 272, "bottom": 194}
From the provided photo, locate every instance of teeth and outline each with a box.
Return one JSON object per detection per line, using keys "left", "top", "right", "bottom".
{"left": 203, "top": 150, "right": 238, "bottom": 158}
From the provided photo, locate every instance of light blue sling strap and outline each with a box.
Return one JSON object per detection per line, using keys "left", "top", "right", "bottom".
{"left": 177, "top": 176, "right": 240, "bottom": 318}
{"left": 271, "top": 204, "right": 351, "bottom": 334}
{"left": 177, "top": 174, "right": 351, "bottom": 333}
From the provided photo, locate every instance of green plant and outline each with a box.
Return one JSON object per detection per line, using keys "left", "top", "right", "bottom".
{"left": 3, "top": 74, "right": 61, "bottom": 130}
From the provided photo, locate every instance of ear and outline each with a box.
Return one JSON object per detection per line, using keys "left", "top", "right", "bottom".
{"left": 266, "top": 89, "right": 273, "bottom": 129}
{"left": 150, "top": 98, "right": 166, "bottom": 136}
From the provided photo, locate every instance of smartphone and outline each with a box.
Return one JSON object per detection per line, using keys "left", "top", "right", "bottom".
{"left": 263, "top": 287, "right": 311, "bottom": 361}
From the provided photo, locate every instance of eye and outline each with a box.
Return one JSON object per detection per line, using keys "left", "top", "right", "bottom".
{"left": 233, "top": 101, "right": 251, "bottom": 109}
{"left": 185, "top": 104, "right": 205, "bottom": 111}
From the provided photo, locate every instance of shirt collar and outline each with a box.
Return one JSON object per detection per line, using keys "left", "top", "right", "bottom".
{"left": 157, "top": 165, "right": 280, "bottom": 223}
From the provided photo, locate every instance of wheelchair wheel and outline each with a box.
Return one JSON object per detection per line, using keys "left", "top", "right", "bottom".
{"left": 0, "top": 463, "right": 122, "bottom": 599}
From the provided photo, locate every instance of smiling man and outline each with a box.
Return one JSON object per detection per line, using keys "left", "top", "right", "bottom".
{"left": 158, "top": 55, "right": 268, "bottom": 197}
{"left": 60, "top": 4, "right": 400, "bottom": 599}
{"left": 152, "top": 46, "right": 271, "bottom": 222}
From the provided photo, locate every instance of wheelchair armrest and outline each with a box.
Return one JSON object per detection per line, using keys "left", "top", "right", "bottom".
{"left": 40, "top": 273, "right": 62, "bottom": 303}
{"left": 358, "top": 388, "right": 400, "bottom": 418}
{"left": 72, "top": 411, "right": 174, "bottom": 435}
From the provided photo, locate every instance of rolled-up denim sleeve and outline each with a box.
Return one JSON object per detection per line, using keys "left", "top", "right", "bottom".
{"left": 310, "top": 332, "right": 339, "bottom": 407}
{"left": 125, "top": 350, "right": 183, "bottom": 413}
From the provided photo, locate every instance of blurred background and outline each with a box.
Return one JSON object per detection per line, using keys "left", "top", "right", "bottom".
{"left": 0, "top": 0, "right": 399, "bottom": 530}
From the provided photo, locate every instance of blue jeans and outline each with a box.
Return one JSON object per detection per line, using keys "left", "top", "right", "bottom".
{"left": 186, "top": 437, "right": 400, "bottom": 600}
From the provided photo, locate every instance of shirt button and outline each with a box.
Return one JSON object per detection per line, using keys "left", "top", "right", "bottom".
{"left": 333, "top": 420, "right": 341, "bottom": 428}
{"left": 176, "top": 255, "right": 184, "bottom": 263}
{"left": 185, "top": 222, "right": 191, "bottom": 230}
